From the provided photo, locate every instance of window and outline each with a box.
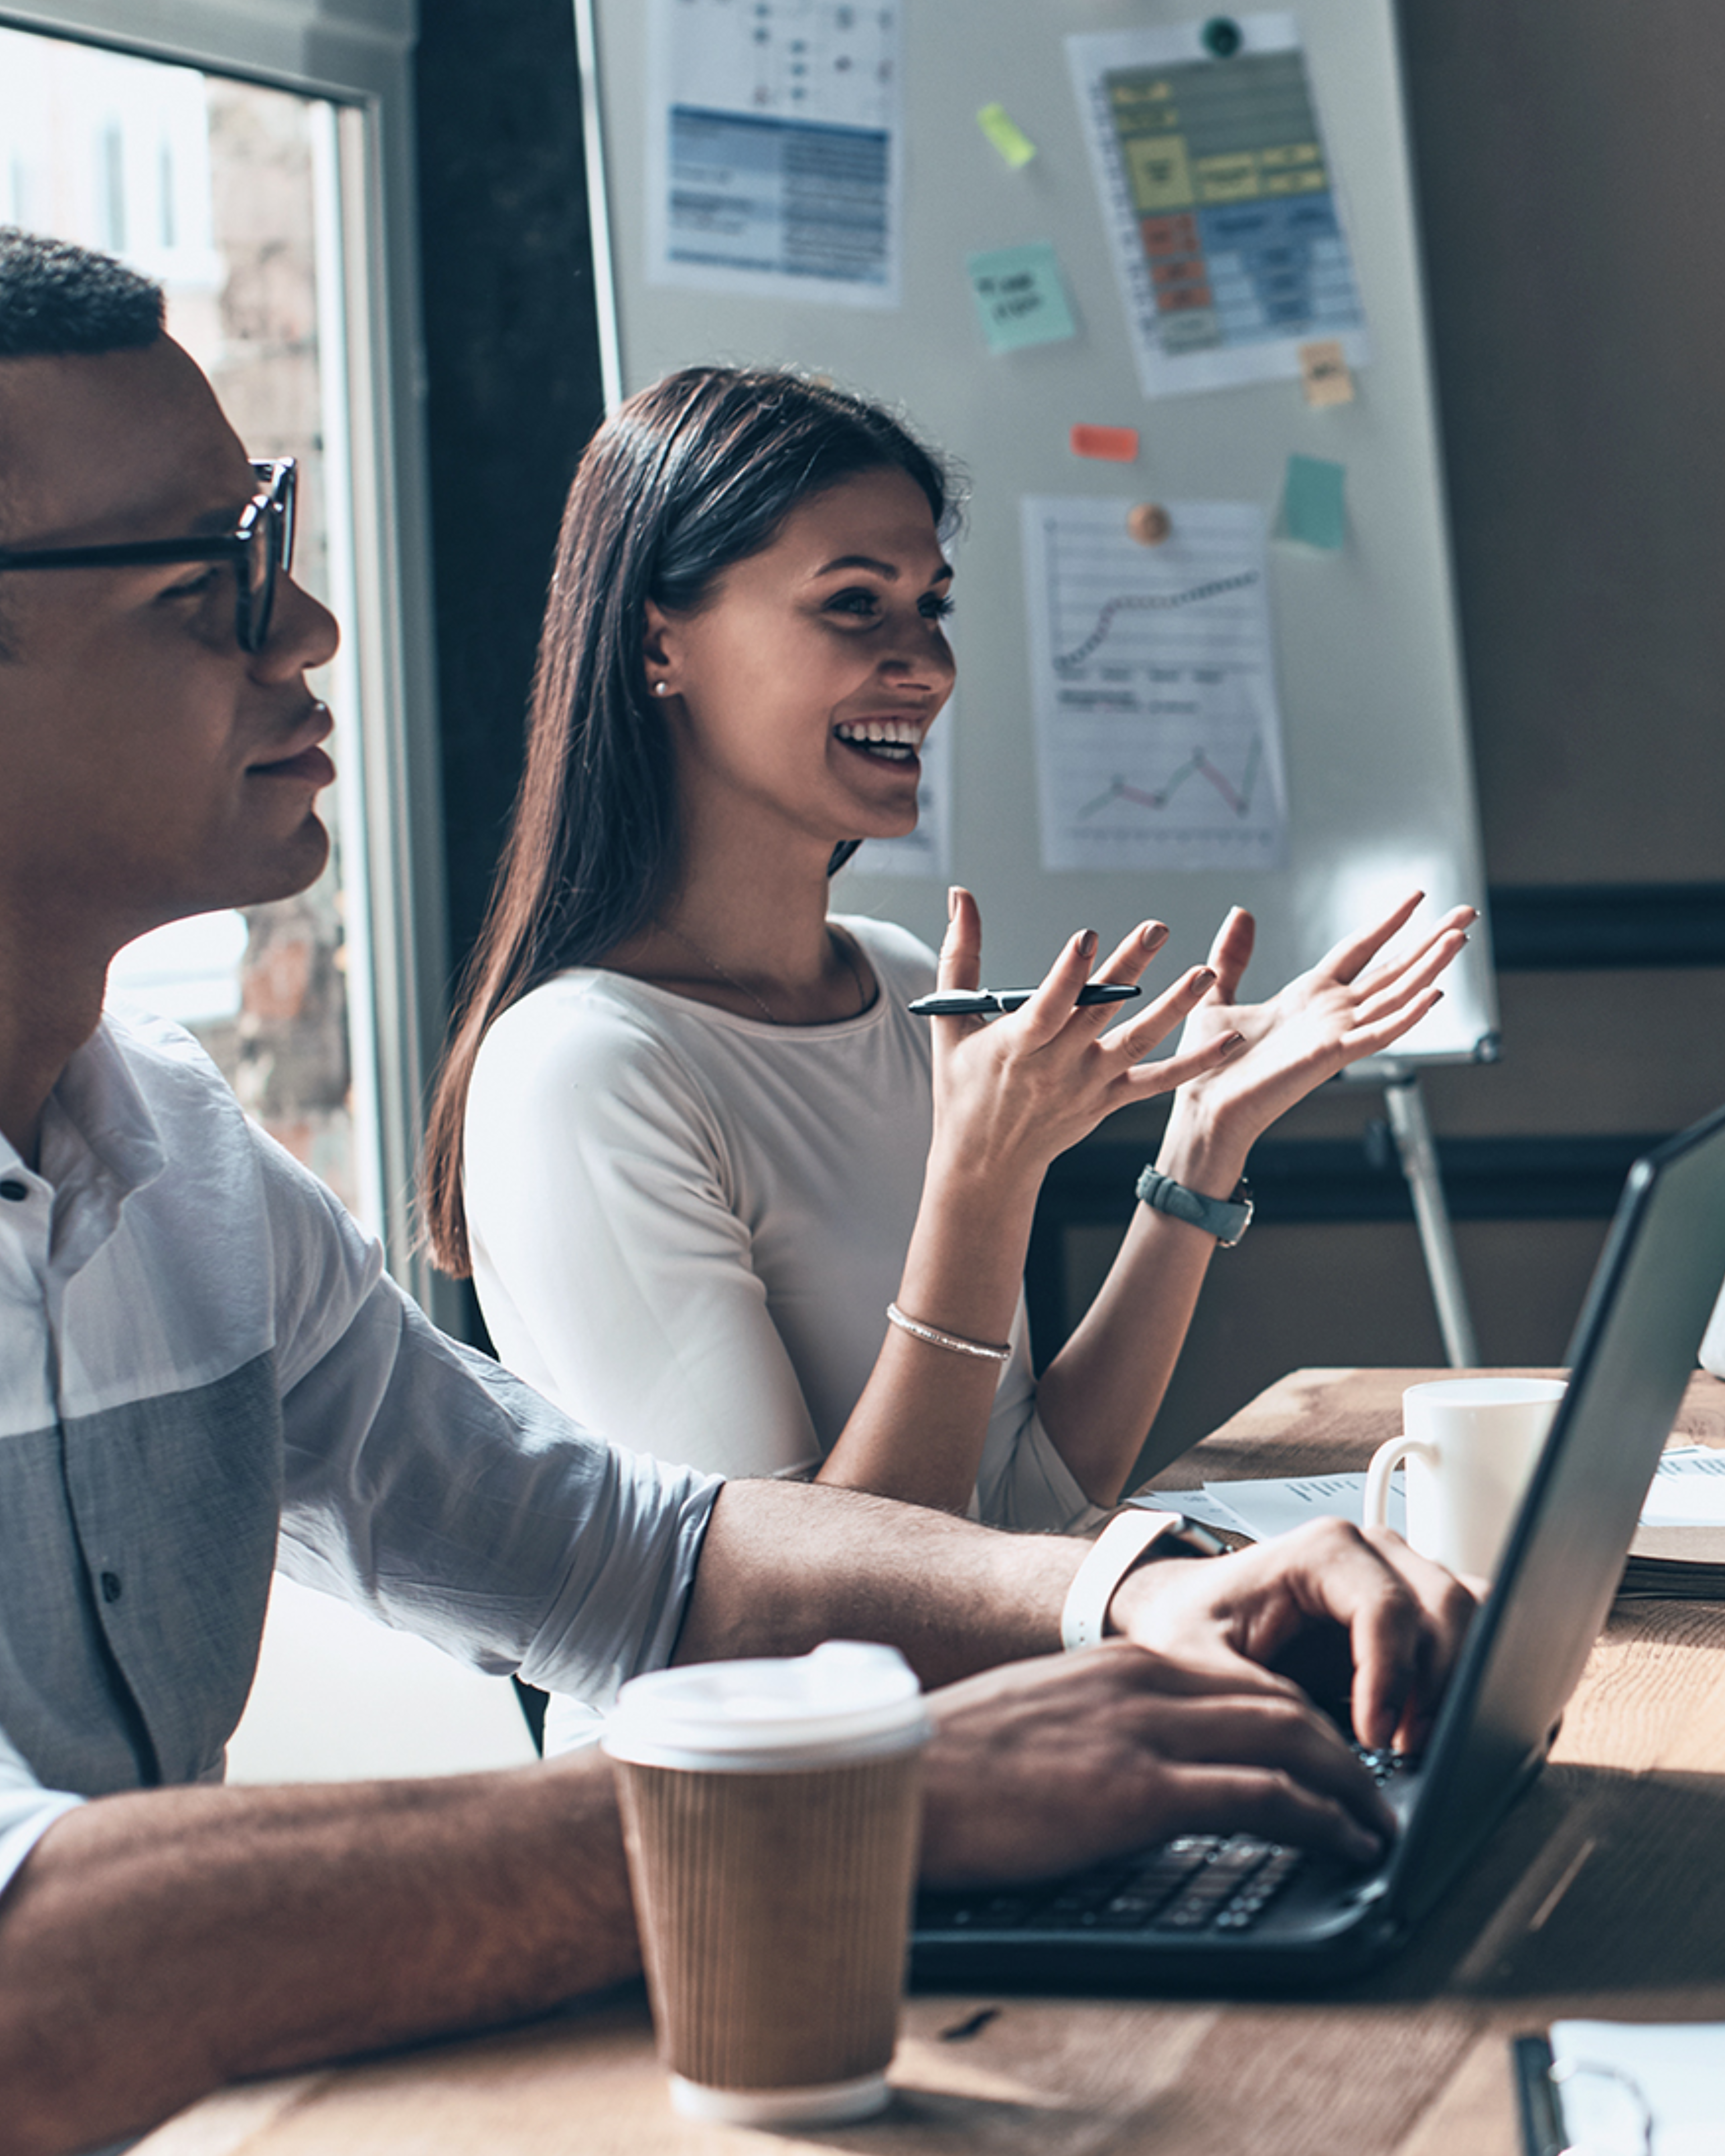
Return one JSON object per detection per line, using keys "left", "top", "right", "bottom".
{"left": 0, "top": 0, "right": 523, "bottom": 1780}
{"left": 0, "top": 6, "right": 446, "bottom": 1300}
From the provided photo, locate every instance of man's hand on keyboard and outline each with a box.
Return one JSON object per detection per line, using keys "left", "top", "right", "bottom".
{"left": 1109, "top": 1517, "right": 1479, "bottom": 1754}
{"left": 917, "top": 1641, "right": 1395, "bottom": 1888}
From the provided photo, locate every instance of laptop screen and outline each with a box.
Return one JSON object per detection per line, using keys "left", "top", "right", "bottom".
{"left": 1390, "top": 1104, "right": 1725, "bottom": 1913}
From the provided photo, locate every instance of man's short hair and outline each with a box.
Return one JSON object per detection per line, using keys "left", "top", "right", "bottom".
{"left": 0, "top": 231, "right": 165, "bottom": 645}
{"left": 0, "top": 227, "right": 164, "bottom": 358}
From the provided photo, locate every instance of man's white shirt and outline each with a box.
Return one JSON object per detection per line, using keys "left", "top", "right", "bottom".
{"left": 0, "top": 1005, "right": 719, "bottom": 1897}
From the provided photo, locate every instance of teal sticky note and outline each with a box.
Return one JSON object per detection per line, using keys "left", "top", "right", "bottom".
{"left": 966, "top": 242, "right": 1076, "bottom": 355}
{"left": 1279, "top": 454, "right": 1347, "bottom": 549}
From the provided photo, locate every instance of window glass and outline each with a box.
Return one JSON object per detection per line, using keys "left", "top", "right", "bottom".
{"left": 1, "top": 29, "right": 379, "bottom": 1229}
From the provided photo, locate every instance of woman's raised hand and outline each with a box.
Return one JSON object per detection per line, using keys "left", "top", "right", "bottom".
{"left": 1167, "top": 892, "right": 1475, "bottom": 1156}
{"left": 925, "top": 888, "right": 1246, "bottom": 1187}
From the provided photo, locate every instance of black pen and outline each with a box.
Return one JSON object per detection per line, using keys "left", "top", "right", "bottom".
{"left": 907, "top": 982, "right": 1142, "bottom": 1017}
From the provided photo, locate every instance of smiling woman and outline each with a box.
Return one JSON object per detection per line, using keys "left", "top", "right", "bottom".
{"left": 638, "top": 463, "right": 954, "bottom": 903}
{"left": 420, "top": 365, "right": 1470, "bottom": 1564}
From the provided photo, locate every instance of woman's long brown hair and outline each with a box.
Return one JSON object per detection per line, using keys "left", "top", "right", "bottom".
{"left": 419, "top": 366, "right": 953, "bottom": 1277}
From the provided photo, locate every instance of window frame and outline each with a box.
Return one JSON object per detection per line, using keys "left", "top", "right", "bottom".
{"left": 0, "top": 0, "right": 455, "bottom": 1325}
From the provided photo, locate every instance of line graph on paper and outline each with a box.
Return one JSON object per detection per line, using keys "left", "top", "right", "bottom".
{"left": 1022, "top": 497, "right": 1288, "bottom": 872}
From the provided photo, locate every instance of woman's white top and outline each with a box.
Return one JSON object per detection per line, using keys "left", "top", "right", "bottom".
{"left": 465, "top": 915, "right": 1099, "bottom": 1533}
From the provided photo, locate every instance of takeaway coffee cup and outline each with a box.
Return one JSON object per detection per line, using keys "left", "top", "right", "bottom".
{"left": 602, "top": 1640, "right": 930, "bottom": 2128}
{"left": 1363, "top": 1376, "right": 1567, "bottom": 1579}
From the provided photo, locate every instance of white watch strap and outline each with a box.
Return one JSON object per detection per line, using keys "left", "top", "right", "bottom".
{"left": 1060, "top": 1510, "right": 1187, "bottom": 1651}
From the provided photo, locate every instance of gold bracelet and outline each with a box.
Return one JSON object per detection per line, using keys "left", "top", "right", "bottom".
{"left": 886, "top": 1302, "right": 1012, "bottom": 1363}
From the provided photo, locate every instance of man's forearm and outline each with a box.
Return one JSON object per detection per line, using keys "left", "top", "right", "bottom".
{"left": 0, "top": 1486, "right": 1092, "bottom": 2155}
{"left": 0, "top": 1753, "right": 637, "bottom": 2156}
{"left": 675, "top": 1479, "right": 1085, "bottom": 1683}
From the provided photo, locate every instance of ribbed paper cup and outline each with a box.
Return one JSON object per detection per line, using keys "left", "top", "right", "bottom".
{"left": 603, "top": 1642, "right": 929, "bottom": 2127}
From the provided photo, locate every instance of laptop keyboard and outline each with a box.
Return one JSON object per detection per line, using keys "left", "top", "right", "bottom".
{"left": 917, "top": 1833, "right": 1303, "bottom": 1939}
{"left": 917, "top": 1750, "right": 1411, "bottom": 1942}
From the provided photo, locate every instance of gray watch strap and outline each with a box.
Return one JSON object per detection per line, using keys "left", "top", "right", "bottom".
{"left": 1135, "top": 1167, "right": 1254, "bottom": 1246}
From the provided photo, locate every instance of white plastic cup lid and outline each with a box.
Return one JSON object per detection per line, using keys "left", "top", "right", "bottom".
{"left": 602, "top": 1641, "right": 929, "bottom": 1769}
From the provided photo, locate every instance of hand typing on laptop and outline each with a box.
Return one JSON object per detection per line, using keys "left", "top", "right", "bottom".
{"left": 1114, "top": 1516, "right": 1477, "bottom": 1754}
{"left": 917, "top": 1520, "right": 1476, "bottom": 1889}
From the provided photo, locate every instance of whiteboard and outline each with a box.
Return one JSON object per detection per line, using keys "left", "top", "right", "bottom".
{"left": 576, "top": 0, "right": 1498, "bottom": 1063}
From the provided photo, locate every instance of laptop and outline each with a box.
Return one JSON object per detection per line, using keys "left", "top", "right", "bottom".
{"left": 912, "top": 1101, "right": 1725, "bottom": 1990}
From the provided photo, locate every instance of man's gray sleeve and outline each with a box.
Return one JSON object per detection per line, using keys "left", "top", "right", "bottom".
{"left": 275, "top": 1276, "right": 722, "bottom": 1708}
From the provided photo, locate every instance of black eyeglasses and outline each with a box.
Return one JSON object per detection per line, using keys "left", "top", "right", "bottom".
{"left": 0, "top": 457, "right": 297, "bottom": 654}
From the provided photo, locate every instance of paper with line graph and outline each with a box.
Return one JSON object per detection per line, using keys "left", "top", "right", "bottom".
{"left": 1022, "top": 497, "right": 1288, "bottom": 872}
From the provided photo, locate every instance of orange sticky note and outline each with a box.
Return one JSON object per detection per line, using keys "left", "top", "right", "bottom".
{"left": 1299, "top": 338, "right": 1355, "bottom": 408}
{"left": 1070, "top": 423, "right": 1140, "bottom": 463}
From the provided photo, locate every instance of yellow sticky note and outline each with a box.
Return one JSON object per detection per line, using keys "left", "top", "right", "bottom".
{"left": 977, "top": 103, "right": 1038, "bottom": 169}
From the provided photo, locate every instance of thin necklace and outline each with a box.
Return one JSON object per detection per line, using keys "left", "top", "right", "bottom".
{"left": 656, "top": 920, "right": 865, "bottom": 1026}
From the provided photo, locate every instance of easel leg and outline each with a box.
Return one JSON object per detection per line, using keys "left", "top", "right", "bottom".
{"left": 1382, "top": 1068, "right": 1480, "bottom": 1368}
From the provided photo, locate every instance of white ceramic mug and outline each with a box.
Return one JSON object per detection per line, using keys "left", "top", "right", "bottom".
{"left": 1363, "top": 1377, "right": 1567, "bottom": 1579}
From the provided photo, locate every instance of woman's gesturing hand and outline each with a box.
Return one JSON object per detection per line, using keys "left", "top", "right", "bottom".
{"left": 1166, "top": 892, "right": 1474, "bottom": 1161}
{"left": 926, "top": 887, "right": 1245, "bottom": 1188}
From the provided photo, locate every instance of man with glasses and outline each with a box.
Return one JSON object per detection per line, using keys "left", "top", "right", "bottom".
{"left": 0, "top": 228, "right": 1470, "bottom": 2155}
{"left": 0, "top": 452, "right": 296, "bottom": 652}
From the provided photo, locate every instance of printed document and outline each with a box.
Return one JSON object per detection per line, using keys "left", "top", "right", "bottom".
{"left": 645, "top": 0, "right": 903, "bottom": 307}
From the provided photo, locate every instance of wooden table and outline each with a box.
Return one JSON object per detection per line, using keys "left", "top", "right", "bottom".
{"left": 139, "top": 1368, "right": 1725, "bottom": 2156}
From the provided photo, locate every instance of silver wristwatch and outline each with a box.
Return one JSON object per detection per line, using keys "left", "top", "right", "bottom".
{"left": 1135, "top": 1166, "right": 1254, "bottom": 1247}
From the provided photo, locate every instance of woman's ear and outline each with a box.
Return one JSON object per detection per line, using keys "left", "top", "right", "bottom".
{"left": 642, "top": 598, "right": 674, "bottom": 671}
{"left": 641, "top": 599, "right": 682, "bottom": 704}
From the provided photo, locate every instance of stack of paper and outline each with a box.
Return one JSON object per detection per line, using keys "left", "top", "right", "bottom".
{"left": 1134, "top": 1472, "right": 1404, "bottom": 1545}
{"left": 1621, "top": 1445, "right": 1725, "bottom": 1598}
{"left": 1135, "top": 1444, "right": 1725, "bottom": 1599}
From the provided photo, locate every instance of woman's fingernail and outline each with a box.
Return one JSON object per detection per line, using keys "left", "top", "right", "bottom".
{"left": 1222, "top": 1031, "right": 1246, "bottom": 1054}
{"left": 1079, "top": 928, "right": 1098, "bottom": 959}
{"left": 947, "top": 886, "right": 960, "bottom": 921}
{"left": 1140, "top": 920, "right": 1167, "bottom": 946}
{"left": 1194, "top": 968, "right": 1216, "bottom": 987}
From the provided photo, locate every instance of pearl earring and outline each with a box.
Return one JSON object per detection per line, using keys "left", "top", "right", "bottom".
{"left": 653, "top": 681, "right": 669, "bottom": 697}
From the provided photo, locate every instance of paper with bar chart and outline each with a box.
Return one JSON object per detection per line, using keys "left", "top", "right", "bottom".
{"left": 1067, "top": 15, "right": 1367, "bottom": 399}
{"left": 1022, "top": 497, "right": 1288, "bottom": 873}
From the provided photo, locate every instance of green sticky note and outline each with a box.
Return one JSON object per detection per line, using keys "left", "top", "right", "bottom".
{"left": 966, "top": 243, "right": 1076, "bottom": 356}
{"left": 978, "top": 102, "right": 1038, "bottom": 168}
{"left": 1280, "top": 454, "right": 1347, "bottom": 549}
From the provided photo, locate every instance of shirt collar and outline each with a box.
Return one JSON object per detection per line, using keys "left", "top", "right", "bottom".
{"left": 43, "top": 1018, "right": 170, "bottom": 1202}
{"left": 0, "top": 1022, "right": 168, "bottom": 1284}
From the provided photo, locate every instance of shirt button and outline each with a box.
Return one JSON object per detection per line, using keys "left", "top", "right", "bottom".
{"left": 0, "top": 1180, "right": 26, "bottom": 1202}
{"left": 100, "top": 1571, "right": 123, "bottom": 1604}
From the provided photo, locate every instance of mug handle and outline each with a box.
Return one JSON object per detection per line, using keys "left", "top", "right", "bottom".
{"left": 1363, "top": 1434, "right": 1438, "bottom": 1534}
